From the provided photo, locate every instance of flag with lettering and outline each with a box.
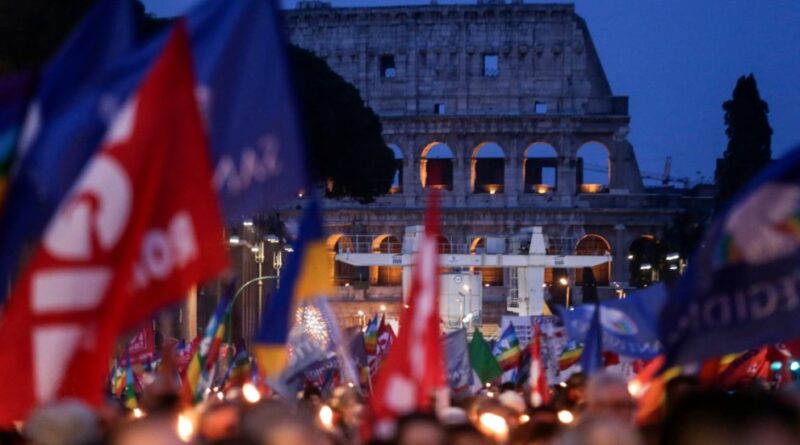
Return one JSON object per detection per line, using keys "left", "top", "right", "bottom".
{"left": 0, "top": 0, "right": 141, "bottom": 304}
{"left": 0, "top": 24, "right": 229, "bottom": 423}
{"left": 660, "top": 145, "right": 800, "bottom": 367}
{"left": 368, "top": 192, "right": 445, "bottom": 439}
{"left": 0, "top": 0, "right": 305, "bottom": 304}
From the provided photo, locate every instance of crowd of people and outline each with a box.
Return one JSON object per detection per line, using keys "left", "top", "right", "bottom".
{"left": 4, "top": 368, "right": 799, "bottom": 445}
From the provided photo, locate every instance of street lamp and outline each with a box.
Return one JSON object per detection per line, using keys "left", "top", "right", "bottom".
{"left": 559, "top": 277, "right": 571, "bottom": 309}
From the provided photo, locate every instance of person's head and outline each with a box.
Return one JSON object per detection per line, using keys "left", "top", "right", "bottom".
{"left": 199, "top": 402, "right": 241, "bottom": 443}
{"left": 660, "top": 389, "right": 800, "bottom": 445}
{"left": 566, "top": 373, "right": 587, "bottom": 407}
{"left": 395, "top": 412, "right": 445, "bottom": 445}
{"left": 510, "top": 417, "right": 561, "bottom": 445}
{"left": 663, "top": 375, "right": 699, "bottom": 411}
{"left": 553, "top": 415, "right": 641, "bottom": 445}
{"left": 584, "top": 372, "right": 636, "bottom": 424}
{"left": 446, "top": 423, "right": 493, "bottom": 445}
{"left": 24, "top": 400, "right": 101, "bottom": 445}
{"left": 110, "top": 415, "right": 185, "bottom": 445}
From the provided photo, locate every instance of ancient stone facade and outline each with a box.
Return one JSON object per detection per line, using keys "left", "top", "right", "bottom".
{"left": 281, "top": 1, "right": 699, "bottom": 325}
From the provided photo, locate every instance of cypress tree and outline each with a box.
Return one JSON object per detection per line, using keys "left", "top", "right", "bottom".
{"left": 714, "top": 74, "right": 772, "bottom": 210}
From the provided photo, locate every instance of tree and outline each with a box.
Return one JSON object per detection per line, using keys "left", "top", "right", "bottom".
{"left": 0, "top": 1, "right": 394, "bottom": 203}
{"left": 287, "top": 45, "right": 395, "bottom": 203}
{"left": 714, "top": 74, "right": 772, "bottom": 211}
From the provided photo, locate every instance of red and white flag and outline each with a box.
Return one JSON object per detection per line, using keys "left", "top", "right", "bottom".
{"left": 368, "top": 192, "right": 445, "bottom": 438}
{"left": 0, "top": 23, "right": 229, "bottom": 423}
{"left": 376, "top": 314, "right": 396, "bottom": 359}
{"left": 529, "top": 322, "right": 550, "bottom": 407}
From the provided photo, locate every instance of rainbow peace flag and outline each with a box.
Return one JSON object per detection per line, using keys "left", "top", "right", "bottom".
{"left": 183, "top": 288, "right": 233, "bottom": 404}
{"left": 558, "top": 340, "right": 583, "bottom": 371}
{"left": 123, "top": 354, "right": 137, "bottom": 410}
{"left": 492, "top": 324, "right": 522, "bottom": 371}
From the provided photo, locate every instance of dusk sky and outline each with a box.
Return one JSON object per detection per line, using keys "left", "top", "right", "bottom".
{"left": 142, "top": 0, "right": 800, "bottom": 185}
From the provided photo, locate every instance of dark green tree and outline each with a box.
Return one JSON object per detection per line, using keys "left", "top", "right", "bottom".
{"left": 714, "top": 74, "right": 772, "bottom": 210}
{"left": 0, "top": 1, "right": 394, "bottom": 203}
{"left": 287, "top": 45, "right": 394, "bottom": 203}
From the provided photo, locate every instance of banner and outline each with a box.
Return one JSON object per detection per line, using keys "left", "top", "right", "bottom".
{"left": 660, "top": 145, "right": 800, "bottom": 366}
{"left": 560, "top": 284, "right": 666, "bottom": 359}
{"left": 0, "top": 24, "right": 229, "bottom": 423}
{"left": 443, "top": 329, "right": 473, "bottom": 391}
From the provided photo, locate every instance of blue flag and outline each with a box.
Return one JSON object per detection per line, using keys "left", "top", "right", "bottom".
{"left": 0, "top": 0, "right": 140, "bottom": 298}
{"left": 660, "top": 145, "right": 800, "bottom": 367}
{"left": 560, "top": 284, "right": 666, "bottom": 359}
{"left": 579, "top": 303, "right": 603, "bottom": 376}
{"left": 0, "top": 0, "right": 306, "bottom": 303}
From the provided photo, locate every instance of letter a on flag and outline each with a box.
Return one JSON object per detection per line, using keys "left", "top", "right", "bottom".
{"left": 368, "top": 191, "right": 445, "bottom": 439}
{"left": 0, "top": 23, "right": 229, "bottom": 424}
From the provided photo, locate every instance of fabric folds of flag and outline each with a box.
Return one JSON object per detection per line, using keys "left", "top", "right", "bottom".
{"left": 468, "top": 330, "right": 502, "bottom": 384}
{"left": 254, "top": 198, "right": 332, "bottom": 379}
{"left": 659, "top": 144, "right": 800, "bottom": 367}
{"left": 184, "top": 289, "right": 233, "bottom": 404}
{"left": 368, "top": 191, "right": 445, "bottom": 438}
{"left": 492, "top": 324, "right": 522, "bottom": 371}
{"left": 0, "top": 0, "right": 140, "bottom": 304}
{"left": 580, "top": 302, "right": 604, "bottom": 376}
{"left": 529, "top": 323, "right": 550, "bottom": 407}
{"left": 123, "top": 354, "right": 138, "bottom": 410}
{"left": 0, "top": 23, "right": 229, "bottom": 423}
{"left": 223, "top": 346, "right": 252, "bottom": 391}
{"left": 558, "top": 341, "right": 583, "bottom": 371}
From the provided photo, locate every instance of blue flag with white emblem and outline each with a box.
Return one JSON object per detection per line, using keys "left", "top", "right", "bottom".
{"left": 660, "top": 146, "right": 800, "bottom": 367}
{"left": 560, "top": 283, "right": 666, "bottom": 359}
{"left": 0, "top": 0, "right": 305, "bottom": 302}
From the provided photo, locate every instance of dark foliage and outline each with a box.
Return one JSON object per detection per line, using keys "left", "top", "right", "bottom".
{"left": 714, "top": 74, "right": 772, "bottom": 211}
{"left": 287, "top": 45, "right": 394, "bottom": 203}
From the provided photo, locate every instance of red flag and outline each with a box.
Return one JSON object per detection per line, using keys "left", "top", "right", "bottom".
{"left": 528, "top": 323, "right": 550, "bottom": 407}
{"left": 376, "top": 314, "right": 396, "bottom": 359}
{"left": 368, "top": 192, "right": 445, "bottom": 438}
{"left": 717, "top": 348, "right": 770, "bottom": 388}
{"left": 0, "top": 23, "right": 228, "bottom": 424}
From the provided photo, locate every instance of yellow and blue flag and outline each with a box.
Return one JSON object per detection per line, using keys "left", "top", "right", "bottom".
{"left": 254, "top": 198, "right": 332, "bottom": 378}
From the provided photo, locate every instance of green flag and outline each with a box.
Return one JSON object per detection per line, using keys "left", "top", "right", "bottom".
{"left": 468, "top": 330, "right": 503, "bottom": 384}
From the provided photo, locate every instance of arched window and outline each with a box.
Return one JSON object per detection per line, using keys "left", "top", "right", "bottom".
{"left": 628, "top": 235, "right": 660, "bottom": 288}
{"left": 328, "top": 235, "right": 360, "bottom": 286}
{"left": 575, "top": 235, "right": 611, "bottom": 286}
{"left": 388, "top": 144, "right": 403, "bottom": 193}
{"left": 470, "top": 237, "right": 503, "bottom": 286}
{"left": 576, "top": 142, "right": 610, "bottom": 193}
{"left": 524, "top": 143, "right": 558, "bottom": 193}
{"left": 373, "top": 235, "right": 402, "bottom": 286}
{"left": 420, "top": 142, "right": 454, "bottom": 190}
{"left": 471, "top": 142, "right": 505, "bottom": 194}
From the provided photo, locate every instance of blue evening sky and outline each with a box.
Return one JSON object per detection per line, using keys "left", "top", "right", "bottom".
{"left": 142, "top": 0, "right": 800, "bottom": 185}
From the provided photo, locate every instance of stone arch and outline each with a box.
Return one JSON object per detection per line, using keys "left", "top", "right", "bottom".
{"left": 372, "top": 234, "right": 402, "bottom": 286}
{"left": 576, "top": 141, "right": 610, "bottom": 193}
{"left": 471, "top": 142, "right": 505, "bottom": 194}
{"left": 470, "top": 236, "right": 503, "bottom": 286}
{"left": 420, "top": 142, "right": 454, "bottom": 190}
{"left": 575, "top": 234, "right": 611, "bottom": 286}
{"left": 523, "top": 143, "right": 558, "bottom": 193}
{"left": 628, "top": 235, "right": 660, "bottom": 288}
{"left": 327, "top": 234, "right": 358, "bottom": 286}
{"left": 388, "top": 144, "right": 403, "bottom": 194}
